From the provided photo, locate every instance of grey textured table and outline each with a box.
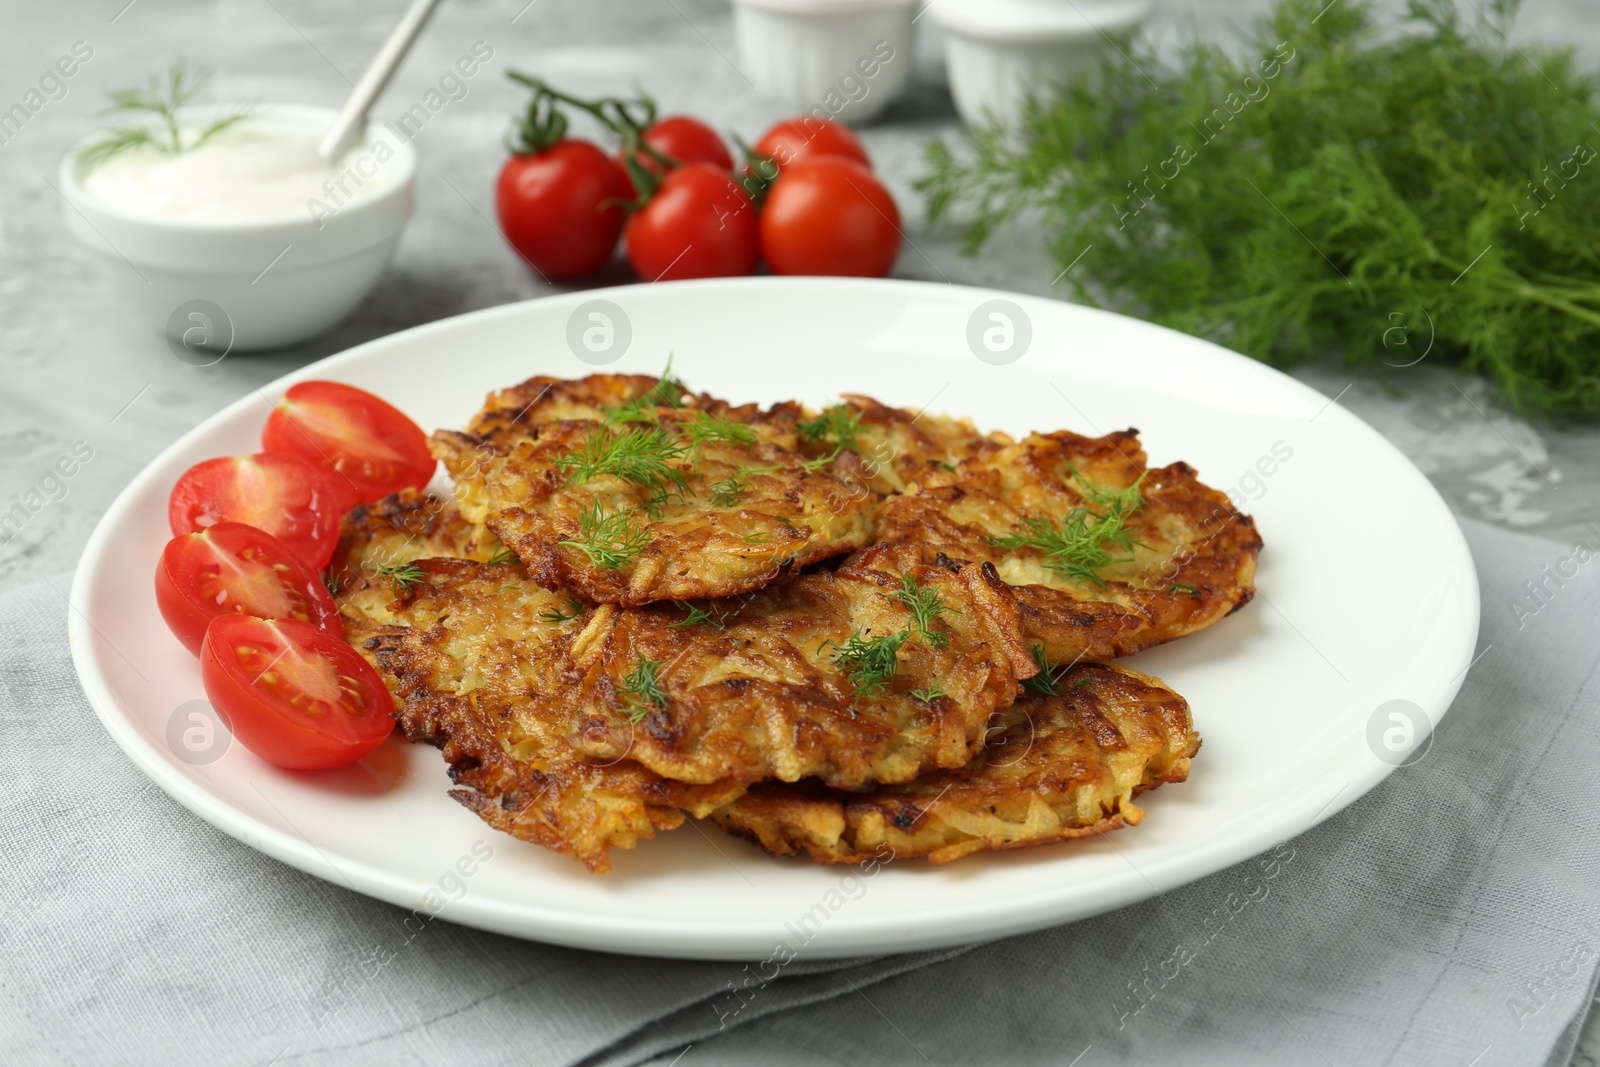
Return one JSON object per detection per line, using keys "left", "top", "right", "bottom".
{"left": 2, "top": 0, "right": 1597, "bottom": 1063}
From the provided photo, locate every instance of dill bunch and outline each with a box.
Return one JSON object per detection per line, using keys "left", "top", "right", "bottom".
{"left": 919, "top": 0, "right": 1600, "bottom": 416}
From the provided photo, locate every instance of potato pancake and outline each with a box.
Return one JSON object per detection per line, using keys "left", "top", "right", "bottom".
{"left": 709, "top": 662, "right": 1199, "bottom": 864}
{"left": 842, "top": 429, "right": 1260, "bottom": 662}
{"left": 765, "top": 394, "right": 1007, "bottom": 498}
{"left": 432, "top": 402, "right": 876, "bottom": 605}
{"left": 362, "top": 558, "right": 745, "bottom": 873}
{"left": 466, "top": 371, "right": 754, "bottom": 450}
{"left": 568, "top": 557, "right": 1037, "bottom": 790}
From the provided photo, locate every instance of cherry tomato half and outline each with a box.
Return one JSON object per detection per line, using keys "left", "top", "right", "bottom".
{"left": 201, "top": 615, "right": 394, "bottom": 770}
{"left": 754, "top": 116, "right": 872, "bottom": 172}
{"left": 156, "top": 522, "right": 341, "bottom": 656}
{"left": 495, "top": 139, "right": 632, "bottom": 279}
{"left": 168, "top": 453, "right": 342, "bottom": 571}
{"left": 262, "top": 380, "right": 435, "bottom": 511}
{"left": 625, "top": 162, "right": 759, "bottom": 282}
{"left": 760, "top": 156, "right": 901, "bottom": 277}
{"left": 619, "top": 114, "right": 733, "bottom": 194}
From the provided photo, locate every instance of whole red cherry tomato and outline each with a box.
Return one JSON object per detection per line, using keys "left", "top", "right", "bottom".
{"left": 619, "top": 115, "right": 733, "bottom": 193}
{"left": 754, "top": 117, "right": 872, "bottom": 172}
{"left": 760, "top": 157, "right": 901, "bottom": 277}
{"left": 495, "top": 140, "right": 631, "bottom": 279}
{"left": 625, "top": 162, "right": 759, "bottom": 281}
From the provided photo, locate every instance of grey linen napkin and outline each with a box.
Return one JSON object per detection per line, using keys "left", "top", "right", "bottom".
{"left": 3, "top": 517, "right": 1596, "bottom": 1066}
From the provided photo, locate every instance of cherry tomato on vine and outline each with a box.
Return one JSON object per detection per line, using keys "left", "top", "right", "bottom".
{"left": 754, "top": 116, "right": 872, "bottom": 172}
{"left": 625, "top": 162, "right": 759, "bottom": 281}
{"left": 262, "top": 380, "right": 434, "bottom": 511}
{"left": 619, "top": 115, "right": 733, "bottom": 193}
{"left": 201, "top": 615, "right": 394, "bottom": 770}
{"left": 760, "top": 157, "right": 901, "bottom": 277}
{"left": 495, "top": 140, "right": 632, "bottom": 279}
{"left": 168, "top": 453, "right": 342, "bottom": 570}
{"left": 156, "top": 522, "right": 341, "bottom": 656}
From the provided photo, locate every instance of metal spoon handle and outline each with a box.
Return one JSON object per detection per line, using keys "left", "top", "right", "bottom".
{"left": 317, "top": 0, "right": 444, "bottom": 162}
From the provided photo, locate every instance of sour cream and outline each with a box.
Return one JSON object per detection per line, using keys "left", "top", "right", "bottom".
{"left": 79, "top": 119, "right": 396, "bottom": 225}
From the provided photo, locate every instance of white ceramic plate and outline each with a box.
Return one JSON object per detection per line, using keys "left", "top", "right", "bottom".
{"left": 69, "top": 278, "right": 1479, "bottom": 960}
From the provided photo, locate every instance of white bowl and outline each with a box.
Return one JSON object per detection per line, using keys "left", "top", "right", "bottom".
{"left": 729, "top": 0, "right": 916, "bottom": 125}
{"left": 59, "top": 103, "right": 415, "bottom": 352}
{"left": 930, "top": 0, "right": 1152, "bottom": 129}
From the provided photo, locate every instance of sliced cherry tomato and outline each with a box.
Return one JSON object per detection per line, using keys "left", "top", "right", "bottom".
{"left": 625, "top": 162, "right": 759, "bottom": 282}
{"left": 495, "top": 139, "right": 632, "bottom": 279}
{"left": 262, "top": 380, "right": 434, "bottom": 510}
{"left": 201, "top": 615, "right": 394, "bottom": 770}
{"left": 760, "top": 157, "right": 901, "bottom": 277}
{"left": 168, "top": 453, "right": 342, "bottom": 571}
{"left": 156, "top": 522, "right": 341, "bottom": 656}
{"left": 754, "top": 117, "right": 872, "bottom": 172}
{"left": 619, "top": 115, "right": 733, "bottom": 194}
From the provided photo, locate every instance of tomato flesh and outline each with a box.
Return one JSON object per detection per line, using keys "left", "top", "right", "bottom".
{"left": 262, "top": 380, "right": 435, "bottom": 510}
{"left": 201, "top": 615, "right": 394, "bottom": 770}
{"left": 625, "top": 162, "right": 759, "bottom": 281}
{"left": 156, "top": 522, "right": 341, "bottom": 656}
{"left": 760, "top": 157, "right": 901, "bottom": 277}
{"left": 168, "top": 452, "right": 342, "bottom": 570}
{"left": 495, "top": 140, "right": 632, "bottom": 279}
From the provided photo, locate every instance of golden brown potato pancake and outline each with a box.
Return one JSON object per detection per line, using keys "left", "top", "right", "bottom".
{"left": 842, "top": 429, "right": 1260, "bottom": 662}
{"left": 772, "top": 394, "right": 1009, "bottom": 497}
{"left": 432, "top": 399, "right": 876, "bottom": 606}
{"left": 362, "top": 558, "right": 744, "bottom": 874}
{"left": 710, "top": 662, "right": 1199, "bottom": 864}
{"left": 568, "top": 557, "right": 1037, "bottom": 790}
{"left": 465, "top": 372, "right": 752, "bottom": 450}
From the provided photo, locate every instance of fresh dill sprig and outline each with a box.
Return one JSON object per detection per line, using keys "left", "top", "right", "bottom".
{"left": 555, "top": 426, "right": 691, "bottom": 507}
{"left": 486, "top": 545, "right": 517, "bottom": 566}
{"left": 910, "top": 683, "right": 947, "bottom": 704}
{"left": 891, "top": 574, "right": 958, "bottom": 649}
{"left": 1022, "top": 644, "right": 1063, "bottom": 697}
{"left": 821, "top": 629, "right": 909, "bottom": 697}
{"left": 617, "top": 657, "right": 668, "bottom": 723}
{"left": 538, "top": 596, "right": 585, "bottom": 623}
{"left": 80, "top": 61, "right": 253, "bottom": 165}
{"left": 558, "top": 502, "right": 650, "bottom": 570}
{"left": 600, "top": 357, "right": 687, "bottom": 426}
{"left": 375, "top": 562, "right": 425, "bottom": 593}
{"left": 680, "top": 410, "right": 758, "bottom": 449}
{"left": 797, "top": 404, "right": 862, "bottom": 454}
{"left": 668, "top": 600, "right": 726, "bottom": 630}
{"left": 919, "top": 0, "right": 1600, "bottom": 416}
{"left": 990, "top": 473, "right": 1145, "bottom": 587}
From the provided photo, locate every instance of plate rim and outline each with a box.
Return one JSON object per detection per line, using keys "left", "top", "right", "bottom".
{"left": 68, "top": 276, "right": 1481, "bottom": 959}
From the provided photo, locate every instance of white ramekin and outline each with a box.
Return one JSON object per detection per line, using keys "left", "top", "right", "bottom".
{"left": 59, "top": 103, "right": 415, "bottom": 352}
{"left": 929, "top": 0, "right": 1153, "bottom": 129}
{"left": 728, "top": 0, "right": 917, "bottom": 125}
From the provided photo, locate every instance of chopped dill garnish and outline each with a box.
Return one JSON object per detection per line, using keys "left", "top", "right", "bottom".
{"left": 909, "top": 684, "right": 947, "bottom": 704}
{"left": 821, "top": 629, "right": 909, "bottom": 697}
{"left": 558, "top": 502, "right": 650, "bottom": 570}
{"left": 936, "top": 460, "right": 958, "bottom": 472}
{"left": 486, "top": 545, "right": 517, "bottom": 566}
{"left": 797, "top": 404, "right": 863, "bottom": 453}
{"left": 555, "top": 425, "right": 691, "bottom": 507}
{"left": 495, "top": 583, "right": 519, "bottom": 594}
{"left": 1022, "top": 644, "right": 1062, "bottom": 697}
{"left": 1168, "top": 582, "right": 1198, "bottom": 594}
{"left": 324, "top": 572, "right": 343, "bottom": 597}
{"left": 680, "top": 411, "right": 758, "bottom": 449}
{"left": 538, "top": 596, "right": 584, "bottom": 623}
{"left": 740, "top": 531, "right": 769, "bottom": 544}
{"left": 375, "top": 562, "right": 425, "bottom": 593}
{"left": 1072, "top": 677, "right": 1096, "bottom": 690}
{"left": 600, "top": 357, "right": 687, "bottom": 425}
{"left": 617, "top": 657, "right": 668, "bottom": 723}
{"left": 989, "top": 473, "right": 1145, "bottom": 587}
{"left": 709, "top": 465, "right": 778, "bottom": 507}
{"left": 891, "top": 574, "right": 958, "bottom": 649}
{"left": 81, "top": 62, "right": 254, "bottom": 165}
{"left": 668, "top": 600, "right": 726, "bottom": 630}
